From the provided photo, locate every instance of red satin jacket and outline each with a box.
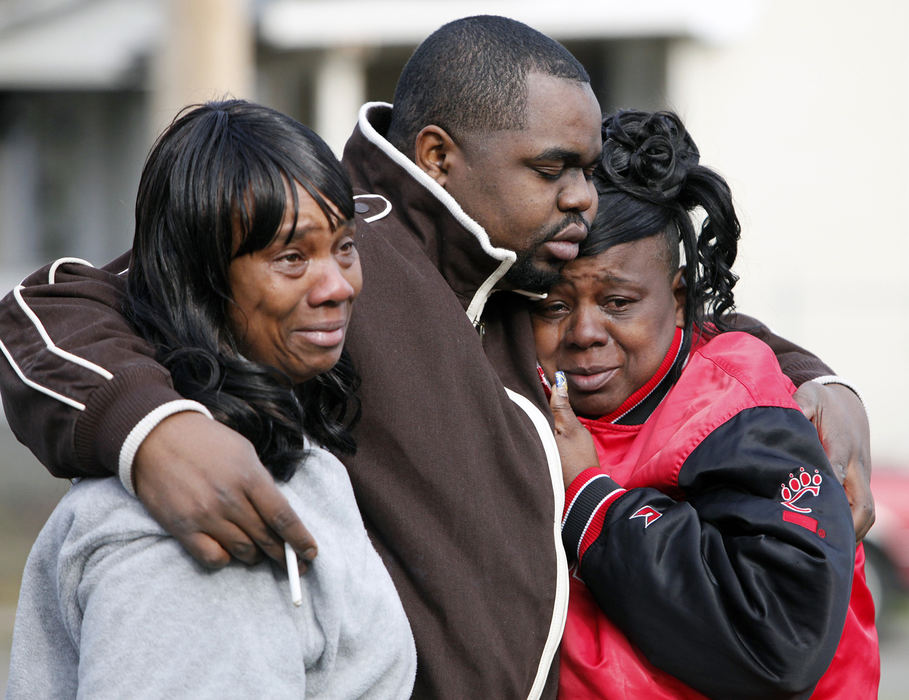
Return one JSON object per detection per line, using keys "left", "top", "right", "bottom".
{"left": 560, "top": 331, "right": 879, "bottom": 699}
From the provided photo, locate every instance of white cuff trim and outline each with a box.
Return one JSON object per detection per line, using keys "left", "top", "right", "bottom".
{"left": 811, "top": 375, "right": 865, "bottom": 407}
{"left": 118, "top": 400, "right": 213, "bottom": 496}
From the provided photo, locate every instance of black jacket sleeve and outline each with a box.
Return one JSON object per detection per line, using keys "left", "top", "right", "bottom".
{"left": 562, "top": 407, "right": 855, "bottom": 700}
{"left": 0, "top": 254, "right": 182, "bottom": 477}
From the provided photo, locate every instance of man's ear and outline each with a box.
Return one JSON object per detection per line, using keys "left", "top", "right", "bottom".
{"left": 672, "top": 267, "right": 686, "bottom": 328}
{"left": 413, "top": 125, "right": 460, "bottom": 186}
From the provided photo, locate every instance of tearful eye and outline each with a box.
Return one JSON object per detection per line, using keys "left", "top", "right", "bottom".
{"left": 604, "top": 297, "right": 633, "bottom": 312}
{"left": 335, "top": 240, "right": 359, "bottom": 269}
{"left": 272, "top": 251, "right": 309, "bottom": 274}
{"left": 533, "top": 300, "right": 571, "bottom": 318}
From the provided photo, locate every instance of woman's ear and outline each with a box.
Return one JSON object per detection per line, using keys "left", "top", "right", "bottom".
{"left": 413, "top": 125, "right": 459, "bottom": 186}
{"left": 672, "top": 267, "right": 686, "bottom": 328}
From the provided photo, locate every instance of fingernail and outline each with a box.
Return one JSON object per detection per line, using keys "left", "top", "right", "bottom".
{"left": 302, "top": 547, "right": 318, "bottom": 562}
{"left": 555, "top": 371, "right": 567, "bottom": 393}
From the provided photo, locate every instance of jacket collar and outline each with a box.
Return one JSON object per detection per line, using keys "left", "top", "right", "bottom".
{"left": 342, "top": 102, "right": 522, "bottom": 326}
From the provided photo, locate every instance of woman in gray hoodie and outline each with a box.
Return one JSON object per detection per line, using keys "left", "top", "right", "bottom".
{"left": 6, "top": 100, "right": 416, "bottom": 699}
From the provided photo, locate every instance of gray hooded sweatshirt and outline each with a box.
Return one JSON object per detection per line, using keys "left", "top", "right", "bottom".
{"left": 6, "top": 439, "right": 416, "bottom": 699}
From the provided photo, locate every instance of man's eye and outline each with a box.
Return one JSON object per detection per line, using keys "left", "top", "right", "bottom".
{"left": 535, "top": 167, "right": 563, "bottom": 180}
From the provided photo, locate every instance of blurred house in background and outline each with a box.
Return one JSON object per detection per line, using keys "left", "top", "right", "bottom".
{"left": 0, "top": 0, "right": 753, "bottom": 283}
{"left": 0, "top": 0, "right": 906, "bottom": 464}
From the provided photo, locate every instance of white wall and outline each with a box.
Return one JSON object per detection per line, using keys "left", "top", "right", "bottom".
{"left": 667, "top": 0, "right": 909, "bottom": 463}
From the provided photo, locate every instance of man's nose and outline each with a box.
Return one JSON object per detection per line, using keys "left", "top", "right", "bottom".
{"left": 558, "top": 169, "right": 595, "bottom": 214}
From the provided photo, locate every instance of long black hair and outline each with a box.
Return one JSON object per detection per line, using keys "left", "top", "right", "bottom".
{"left": 586, "top": 110, "right": 740, "bottom": 359}
{"left": 126, "top": 99, "right": 360, "bottom": 481}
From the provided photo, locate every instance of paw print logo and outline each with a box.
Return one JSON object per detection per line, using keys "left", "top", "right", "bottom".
{"left": 780, "top": 467, "right": 823, "bottom": 514}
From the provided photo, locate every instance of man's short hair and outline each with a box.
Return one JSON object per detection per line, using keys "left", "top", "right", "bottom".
{"left": 387, "top": 15, "right": 590, "bottom": 155}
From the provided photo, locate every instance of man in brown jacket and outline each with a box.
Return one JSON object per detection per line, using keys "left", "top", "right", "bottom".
{"left": 0, "top": 15, "right": 872, "bottom": 699}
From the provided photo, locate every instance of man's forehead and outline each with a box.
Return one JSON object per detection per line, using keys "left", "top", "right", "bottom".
{"left": 524, "top": 71, "right": 598, "bottom": 106}
{"left": 460, "top": 74, "right": 601, "bottom": 158}
{"left": 523, "top": 75, "right": 601, "bottom": 147}
{"left": 494, "top": 121, "right": 602, "bottom": 163}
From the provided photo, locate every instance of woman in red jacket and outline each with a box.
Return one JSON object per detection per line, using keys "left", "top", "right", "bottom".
{"left": 534, "top": 110, "right": 879, "bottom": 699}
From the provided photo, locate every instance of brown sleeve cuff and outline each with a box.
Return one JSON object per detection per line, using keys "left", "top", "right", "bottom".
{"left": 727, "top": 313, "right": 834, "bottom": 386}
{"left": 73, "top": 364, "right": 183, "bottom": 475}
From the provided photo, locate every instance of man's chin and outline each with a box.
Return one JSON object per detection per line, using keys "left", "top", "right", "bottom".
{"left": 504, "top": 257, "right": 563, "bottom": 293}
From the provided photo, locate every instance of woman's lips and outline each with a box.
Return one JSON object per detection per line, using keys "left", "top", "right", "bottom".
{"left": 565, "top": 368, "right": 619, "bottom": 393}
{"left": 294, "top": 322, "right": 346, "bottom": 348}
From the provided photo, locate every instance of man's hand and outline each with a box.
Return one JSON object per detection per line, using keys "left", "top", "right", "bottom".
{"left": 133, "top": 412, "right": 318, "bottom": 569}
{"left": 549, "top": 372, "right": 600, "bottom": 486}
{"left": 793, "top": 382, "right": 874, "bottom": 540}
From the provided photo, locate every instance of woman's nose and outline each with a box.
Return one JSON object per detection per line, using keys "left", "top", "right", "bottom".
{"left": 567, "top": 306, "right": 609, "bottom": 349}
{"left": 308, "top": 260, "right": 358, "bottom": 306}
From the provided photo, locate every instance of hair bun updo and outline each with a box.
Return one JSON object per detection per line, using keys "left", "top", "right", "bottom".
{"left": 599, "top": 110, "right": 699, "bottom": 204}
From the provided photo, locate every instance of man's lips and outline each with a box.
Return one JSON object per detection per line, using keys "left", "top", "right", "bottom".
{"left": 553, "top": 222, "right": 588, "bottom": 244}
{"left": 542, "top": 222, "right": 588, "bottom": 262}
{"left": 564, "top": 367, "right": 619, "bottom": 393}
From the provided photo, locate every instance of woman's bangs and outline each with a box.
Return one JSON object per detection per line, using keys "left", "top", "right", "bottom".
{"left": 232, "top": 162, "right": 291, "bottom": 256}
